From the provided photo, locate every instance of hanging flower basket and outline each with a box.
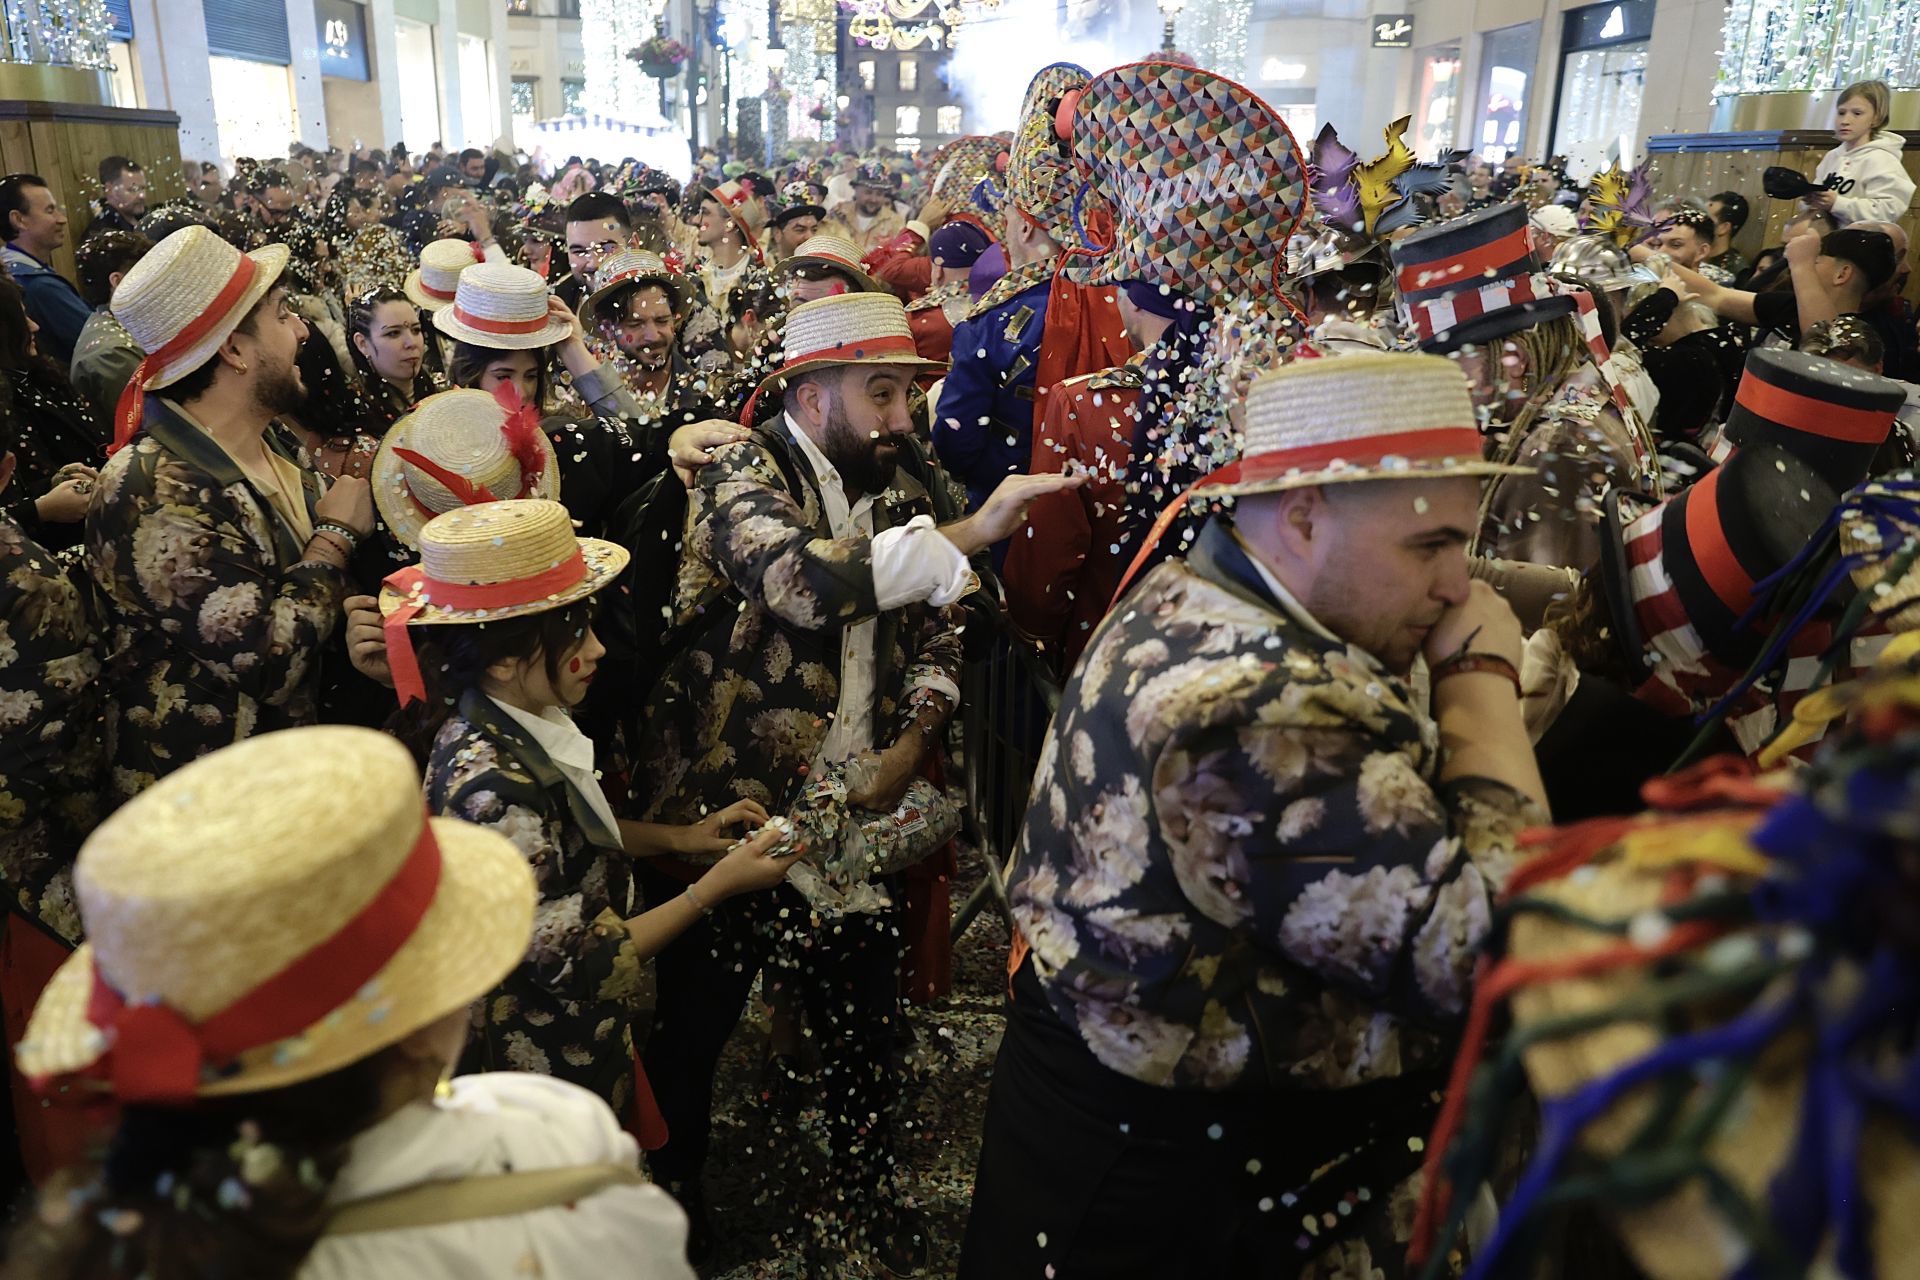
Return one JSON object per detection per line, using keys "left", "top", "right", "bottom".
{"left": 628, "top": 37, "right": 691, "bottom": 79}
{"left": 808, "top": 103, "right": 832, "bottom": 122}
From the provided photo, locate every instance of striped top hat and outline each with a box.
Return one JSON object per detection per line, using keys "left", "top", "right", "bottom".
{"left": 1390, "top": 202, "right": 1575, "bottom": 351}
{"left": 1064, "top": 60, "right": 1309, "bottom": 307}
{"left": 14, "top": 726, "right": 534, "bottom": 1102}
{"left": 773, "top": 232, "right": 885, "bottom": 294}
{"left": 739, "top": 292, "right": 945, "bottom": 426}
{"left": 580, "top": 248, "right": 686, "bottom": 331}
{"left": 107, "top": 224, "right": 289, "bottom": 452}
{"left": 405, "top": 237, "right": 487, "bottom": 312}
{"left": 1597, "top": 443, "right": 1837, "bottom": 690}
{"left": 1720, "top": 348, "right": 1904, "bottom": 494}
{"left": 998, "top": 63, "right": 1100, "bottom": 247}
{"left": 431, "top": 261, "right": 573, "bottom": 350}
{"left": 692, "top": 178, "right": 768, "bottom": 258}
{"left": 370, "top": 385, "right": 562, "bottom": 550}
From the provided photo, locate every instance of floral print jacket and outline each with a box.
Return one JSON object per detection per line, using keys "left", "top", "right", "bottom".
{"left": 0, "top": 521, "right": 102, "bottom": 946}
{"left": 630, "top": 432, "right": 965, "bottom": 840}
{"left": 426, "top": 688, "right": 648, "bottom": 1113}
{"left": 1011, "top": 517, "right": 1545, "bottom": 1094}
{"left": 85, "top": 398, "right": 347, "bottom": 806}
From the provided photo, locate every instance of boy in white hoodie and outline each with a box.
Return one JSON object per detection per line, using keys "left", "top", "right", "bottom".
{"left": 1807, "top": 79, "right": 1917, "bottom": 227}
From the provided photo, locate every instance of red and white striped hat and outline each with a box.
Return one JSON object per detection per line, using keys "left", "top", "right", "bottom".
{"left": 431, "top": 262, "right": 573, "bottom": 350}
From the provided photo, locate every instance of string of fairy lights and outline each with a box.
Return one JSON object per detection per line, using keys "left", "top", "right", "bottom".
{"left": 1716, "top": 0, "right": 1920, "bottom": 95}
{"left": 0, "top": 0, "right": 114, "bottom": 70}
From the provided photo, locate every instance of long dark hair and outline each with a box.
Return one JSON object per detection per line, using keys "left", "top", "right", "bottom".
{"left": 387, "top": 599, "right": 596, "bottom": 765}
{"left": 8, "top": 1051, "right": 393, "bottom": 1280}
{"left": 345, "top": 286, "right": 429, "bottom": 401}
{"left": 445, "top": 339, "right": 550, "bottom": 413}
{"left": 0, "top": 274, "right": 73, "bottom": 386}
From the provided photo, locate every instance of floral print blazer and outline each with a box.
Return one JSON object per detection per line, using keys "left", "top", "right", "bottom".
{"left": 0, "top": 522, "right": 102, "bottom": 946}
{"left": 427, "top": 687, "right": 649, "bottom": 1113}
{"left": 85, "top": 398, "right": 346, "bottom": 806}
{"left": 630, "top": 431, "right": 966, "bottom": 842}
{"left": 1011, "top": 517, "right": 1546, "bottom": 1094}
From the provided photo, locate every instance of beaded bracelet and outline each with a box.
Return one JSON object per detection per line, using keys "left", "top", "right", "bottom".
{"left": 313, "top": 520, "right": 362, "bottom": 549}
{"left": 307, "top": 530, "right": 355, "bottom": 563}
{"left": 1431, "top": 651, "right": 1522, "bottom": 697}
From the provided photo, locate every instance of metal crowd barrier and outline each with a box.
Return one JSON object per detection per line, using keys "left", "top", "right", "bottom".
{"left": 948, "top": 595, "right": 1063, "bottom": 945}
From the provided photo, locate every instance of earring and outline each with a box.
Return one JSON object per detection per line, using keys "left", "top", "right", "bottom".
{"left": 236, "top": 363, "right": 249, "bottom": 373}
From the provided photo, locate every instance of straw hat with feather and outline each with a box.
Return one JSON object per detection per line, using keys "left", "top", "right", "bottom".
{"left": 370, "top": 386, "right": 562, "bottom": 550}
{"left": 738, "top": 292, "right": 945, "bottom": 426}
{"left": 432, "top": 261, "right": 574, "bottom": 350}
{"left": 107, "top": 224, "right": 289, "bottom": 451}
{"left": 405, "top": 236, "right": 488, "bottom": 312}
{"left": 15, "top": 726, "right": 534, "bottom": 1102}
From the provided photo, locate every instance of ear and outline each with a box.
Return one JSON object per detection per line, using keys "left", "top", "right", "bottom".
{"left": 1275, "top": 487, "right": 1324, "bottom": 557}
{"left": 351, "top": 330, "right": 372, "bottom": 359}
{"left": 789, "top": 374, "right": 828, "bottom": 424}
{"left": 483, "top": 653, "right": 525, "bottom": 687}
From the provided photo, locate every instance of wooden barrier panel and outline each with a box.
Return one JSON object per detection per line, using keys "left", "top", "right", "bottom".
{"left": 0, "top": 99, "right": 184, "bottom": 285}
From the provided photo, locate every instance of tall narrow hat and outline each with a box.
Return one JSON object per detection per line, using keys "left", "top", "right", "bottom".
{"left": 432, "top": 261, "right": 574, "bottom": 349}
{"left": 927, "top": 134, "right": 1008, "bottom": 235}
{"left": 15, "top": 726, "right": 534, "bottom": 1102}
{"left": 371, "top": 385, "right": 562, "bottom": 549}
{"left": 992, "top": 63, "right": 1101, "bottom": 248}
{"left": 1390, "top": 202, "right": 1575, "bottom": 351}
{"left": 1064, "top": 59, "right": 1309, "bottom": 306}
{"left": 739, "top": 292, "right": 945, "bottom": 426}
{"left": 405, "top": 237, "right": 487, "bottom": 312}
{"left": 107, "top": 224, "right": 289, "bottom": 452}
{"left": 1597, "top": 443, "right": 1838, "bottom": 692}
{"left": 773, "top": 232, "right": 885, "bottom": 294}
{"left": 1719, "top": 348, "right": 1904, "bottom": 494}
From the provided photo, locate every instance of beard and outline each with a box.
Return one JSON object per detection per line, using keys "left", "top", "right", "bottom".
{"left": 819, "top": 396, "right": 899, "bottom": 496}
{"left": 252, "top": 354, "right": 308, "bottom": 419}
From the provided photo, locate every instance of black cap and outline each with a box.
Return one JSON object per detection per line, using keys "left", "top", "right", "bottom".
{"left": 1820, "top": 228, "right": 1897, "bottom": 290}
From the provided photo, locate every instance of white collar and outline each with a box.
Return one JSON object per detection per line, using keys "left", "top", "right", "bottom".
{"left": 489, "top": 696, "right": 596, "bottom": 774}
{"left": 1232, "top": 530, "right": 1342, "bottom": 645}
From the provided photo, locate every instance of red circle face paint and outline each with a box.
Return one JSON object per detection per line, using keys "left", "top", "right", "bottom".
{"left": 569, "top": 657, "right": 582, "bottom": 674}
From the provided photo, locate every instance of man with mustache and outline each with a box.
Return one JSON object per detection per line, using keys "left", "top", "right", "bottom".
{"left": 578, "top": 249, "right": 721, "bottom": 437}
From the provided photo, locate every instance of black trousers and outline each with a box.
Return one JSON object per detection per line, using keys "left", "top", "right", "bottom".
{"left": 636, "top": 867, "right": 903, "bottom": 1206}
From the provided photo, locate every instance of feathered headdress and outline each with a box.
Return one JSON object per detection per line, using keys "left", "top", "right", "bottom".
{"left": 1584, "top": 160, "right": 1656, "bottom": 248}
{"left": 1309, "top": 118, "right": 1465, "bottom": 239}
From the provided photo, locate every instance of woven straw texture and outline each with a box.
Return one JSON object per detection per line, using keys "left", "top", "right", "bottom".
{"left": 779, "top": 292, "right": 931, "bottom": 367}
{"left": 1219, "top": 351, "right": 1528, "bottom": 495}
{"left": 371, "top": 388, "right": 563, "bottom": 549}
{"left": 404, "top": 237, "right": 483, "bottom": 311}
{"left": 775, "top": 233, "right": 884, "bottom": 293}
{"left": 378, "top": 498, "right": 628, "bottom": 625}
{"left": 432, "top": 261, "right": 574, "bottom": 350}
{"left": 110, "top": 225, "right": 288, "bottom": 389}
{"left": 1066, "top": 60, "right": 1308, "bottom": 305}
{"left": 697, "top": 179, "right": 768, "bottom": 243}
{"left": 16, "top": 726, "right": 535, "bottom": 1098}
{"left": 581, "top": 249, "right": 683, "bottom": 330}
{"left": 1004, "top": 63, "right": 1097, "bottom": 246}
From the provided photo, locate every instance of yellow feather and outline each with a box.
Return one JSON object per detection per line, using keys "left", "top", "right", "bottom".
{"left": 1355, "top": 116, "right": 1416, "bottom": 237}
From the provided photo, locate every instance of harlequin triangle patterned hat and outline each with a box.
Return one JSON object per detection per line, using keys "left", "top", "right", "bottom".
{"left": 998, "top": 63, "right": 1102, "bottom": 248}
{"left": 1064, "top": 60, "right": 1309, "bottom": 306}
{"left": 929, "top": 134, "right": 1010, "bottom": 235}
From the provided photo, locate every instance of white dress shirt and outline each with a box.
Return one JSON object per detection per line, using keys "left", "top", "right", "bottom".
{"left": 490, "top": 697, "right": 624, "bottom": 847}
{"left": 783, "top": 414, "right": 967, "bottom": 767}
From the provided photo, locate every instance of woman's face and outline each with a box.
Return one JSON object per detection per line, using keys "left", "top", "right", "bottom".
{"left": 492, "top": 621, "right": 605, "bottom": 711}
{"left": 472, "top": 349, "right": 542, "bottom": 403}
{"left": 1835, "top": 95, "right": 1876, "bottom": 144}
{"left": 354, "top": 301, "right": 425, "bottom": 386}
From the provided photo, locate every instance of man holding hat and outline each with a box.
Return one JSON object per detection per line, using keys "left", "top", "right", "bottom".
{"left": 961, "top": 351, "right": 1547, "bottom": 1280}
{"left": 578, "top": 248, "right": 721, "bottom": 429}
{"left": 823, "top": 162, "right": 906, "bottom": 255}
{"left": 87, "top": 225, "right": 374, "bottom": 806}
{"left": 1675, "top": 225, "right": 1897, "bottom": 346}
{"left": 630, "top": 291, "right": 1081, "bottom": 1271}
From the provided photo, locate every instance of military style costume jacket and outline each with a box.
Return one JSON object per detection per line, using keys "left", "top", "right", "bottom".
{"left": 934, "top": 260, "right": 1053, "bottom": 508}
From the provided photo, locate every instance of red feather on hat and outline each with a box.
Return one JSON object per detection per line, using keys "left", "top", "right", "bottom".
{"left": 490, "top": 380, "right": 549, "bottom": 495}
{"left": 392, "top": 448, "right": 499, "bottom": 505}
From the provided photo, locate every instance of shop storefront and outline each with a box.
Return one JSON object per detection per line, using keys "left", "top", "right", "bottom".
{"left": 1412, "top": 45, "right": 1463, "bottom": 158}
{"left": 1550, "top": 0, "right": 1654, "bottom": 177}
{"left": 1472, "top": 22, "right": 1538, "bottom": 164}
{"left": 204, "top": 0, "right": 297, "bottom": 162}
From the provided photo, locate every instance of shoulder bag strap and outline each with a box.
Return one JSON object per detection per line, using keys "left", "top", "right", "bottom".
{"left": 324, "top": 1162, "right": 647, "bottom": 1237}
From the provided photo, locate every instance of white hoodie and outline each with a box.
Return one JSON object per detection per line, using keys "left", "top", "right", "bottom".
{"left": 1813, "top": 131, "right": 1917, "bottom": 226}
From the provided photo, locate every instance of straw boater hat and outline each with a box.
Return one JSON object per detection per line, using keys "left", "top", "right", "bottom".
{"left": 379, "top": 499, "right": 628, "bottom": 706}
{"left": 772, "top": 232, "right": 885, "bottom": 294}
{"left": 738, "top": 292, "right": 945, "bottom": 426}
{"left": 14, "top": 726, "right": 534, "bottom": 1102}
{"left": 432, "top": 261, "right": 574, "bottom": 350}
{"left": 107, "top": 223, "right": 289, "bottom": 452}
{"left": 371, "top": 386, "right": 562, "bottom": 549}
{"left": 580, "top": 248, "right": 687, "bottom": 331}
{"left": 405, "top": 237, "right": 488, "bottom": 312}
{"left": 692, "top": 178, "right": 768, "bottom": 258}
{"left": 1064, "top": 59, "right": 1309, "bottom": 306}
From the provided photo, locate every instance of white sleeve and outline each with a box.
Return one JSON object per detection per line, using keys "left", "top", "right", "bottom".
{"left": 871, "top": 514, "right": 971, "bottom": 610}
{"left": 1832, "top": 159, "right": 1917, "bottom": 225}
{"left": 482, "top": 241, "right": 509, "bottom": 265}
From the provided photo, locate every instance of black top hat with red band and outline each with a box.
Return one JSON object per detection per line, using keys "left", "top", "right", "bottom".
{"left": 1721, "top": 348, "right": 1905, "bottom": 494}
{"left": 1389, "top": 202, "right": 1576, "bottom": 352}
{"left": 1597, "top": 442, "right": 1837, "bottom": 689}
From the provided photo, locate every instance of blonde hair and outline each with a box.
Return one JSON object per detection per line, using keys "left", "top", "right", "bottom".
{"left": 1837, "top": 79, "right": 1893, "bottom": 134}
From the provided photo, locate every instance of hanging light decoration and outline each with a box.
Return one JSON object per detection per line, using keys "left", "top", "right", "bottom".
{"left": 0, "top": 0, "right": 114, "bottom": 70}
{"left": 1716, "top": 0, "right": 1919, "bottom": 95}
{"left": 584, "top": 0, "right": 673, "bottom": 124}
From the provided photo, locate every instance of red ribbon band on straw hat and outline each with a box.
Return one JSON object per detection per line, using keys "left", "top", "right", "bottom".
{"left": 1109, "top": 425, "right": 1486, "bottom": 604}
{"left": 382, "top": 550, "right": 589, "bottom": 706}
{"left": 418, "top": 278, "right": 457, "bottom": 301}
{"left": 450, "top": 305, "right": 553, "bottom": 336}
{"left": 111, "top": 254, "right": 260, "bottom": 455}
{"left": 737, "top": 333, "right": 922, "bottom": 426}
{"left": 78, "top": 816, "right": 443, "bottom": 1103}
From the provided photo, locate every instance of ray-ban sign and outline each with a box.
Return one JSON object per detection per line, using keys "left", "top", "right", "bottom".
{"left": 1371, "top": 14, "right": 1414, "bottom": 47}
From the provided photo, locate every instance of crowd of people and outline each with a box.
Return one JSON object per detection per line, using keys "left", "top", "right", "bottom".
{"left": 0, "top": 50, "right": 1910, "bottom": 1280}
